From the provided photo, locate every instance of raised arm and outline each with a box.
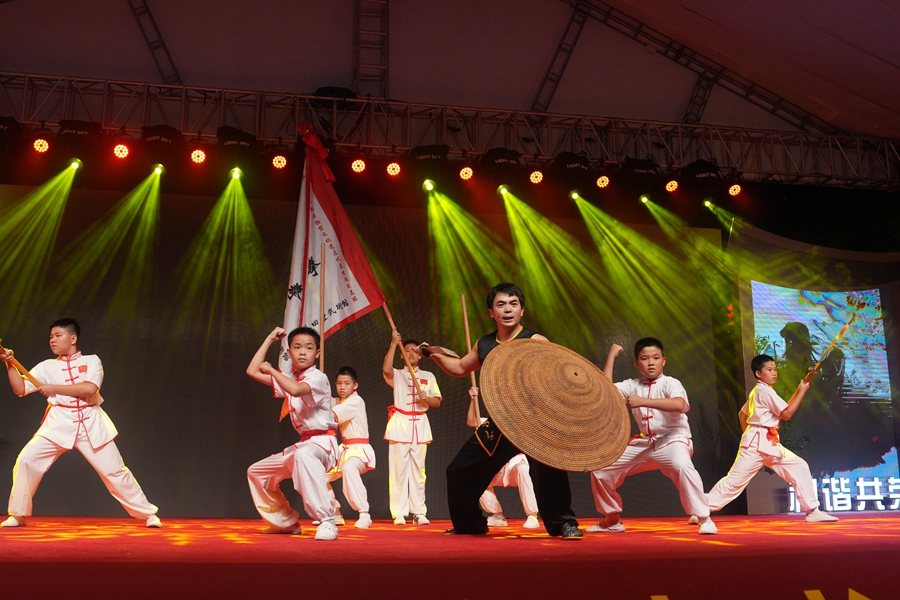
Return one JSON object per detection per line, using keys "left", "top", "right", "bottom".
{"left": 246, "top": 327, "right": 286, "bottom": 385}
{"left": 780, "top": 379, "right": 810, "bottom": 421}
{"left": 603, "top": 343, "right": 624, "bottom": 379}
{"left": 382, "top": 329, "right": 402, "bottom": 385}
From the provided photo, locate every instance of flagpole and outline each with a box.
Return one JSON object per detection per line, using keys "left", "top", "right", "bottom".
{"left": 460, "top": 294, "right": 481, "bottom": 426}
{"left": 381, "top": 303, "right": 424, "bottom": 396}
{"left": 320, "top": 242, "right": 326, "bottom": 372}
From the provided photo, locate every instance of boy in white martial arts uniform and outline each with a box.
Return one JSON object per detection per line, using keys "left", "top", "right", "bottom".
{"left": 382, "top": 330, "right": 442, "bottom": 525}
{"left": 705, "top": 354, "right": 838, "bottom": 523}
{"left": 0, "top": 318, "right": 161, "bottom": 528}
{"left": 325, "top": 366, "right": 375, "bottom": 529}
{"left": 246, "top": 326, "right": 340, "bottom": 540}
{"left": 465, "top": 387, "right": 540, "bottom": 529}
{"left": 587, "top": 338, "right": 717, "bottom": 535}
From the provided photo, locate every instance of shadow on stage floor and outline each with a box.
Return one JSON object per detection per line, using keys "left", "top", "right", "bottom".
{"left": 0, "top": 513, "right": 897, "bottom": 599}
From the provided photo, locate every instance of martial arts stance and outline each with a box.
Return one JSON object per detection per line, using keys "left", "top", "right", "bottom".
{"left": 587, "top": 339, "right": 716, "bottom": 534}
{"left": 325, "top": 366, "right": 375, "bottom": 529}
{"left": 0, "top": 318, "right": 161, "bottom": 528}
{"left": 428, "top": 282, "right": 582, "bottom": 539}
{"left": 382, "top": 330, "right": 441, "bottom": 525}
{"left": 246, "top": 326, "right": 340, "bottom": 540}
{"left": 706, "top": 354, "right": 838, "bottom": 523}
{"left": 466, "top": 387, "right": 539, "bottom": 529}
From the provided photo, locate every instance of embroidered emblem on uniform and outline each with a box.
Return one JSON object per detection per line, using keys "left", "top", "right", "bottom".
{"left": 475, "top": 418, "right": 503, "bottom": 456}
{"left": 78, "top": 365, "right": 88, "bottom": 373}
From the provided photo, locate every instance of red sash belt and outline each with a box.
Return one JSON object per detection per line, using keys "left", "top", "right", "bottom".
{"left": 300, "top": 429, "right": 337, "bottom": 442}
{"left": 387, "top": 406, "right": 425, "bottom": 417}
{"left": 342, "top": 438, "right": 369, "bottom": 444}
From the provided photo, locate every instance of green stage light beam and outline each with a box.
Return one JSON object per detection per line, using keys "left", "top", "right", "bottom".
{"left": 0, "top": 167, "right": 78, "bottom": 331}
{"left": 503, "top": 191, "right": 619, "bottom": 348}
{"left": 574, "top": 197, "right": 711, "bottom": 336}
{"left": 52, "top": 173, "right": 161, "bottom": 311}
{"left": 172, "top": 177, "right": 277, "bottom": 351}
{"left": 428, "top": 191, "right": 517, "bottom": 344}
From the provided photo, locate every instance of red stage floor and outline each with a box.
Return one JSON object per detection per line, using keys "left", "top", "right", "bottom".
{"left": 1, "top": 513, "right": 897, "bottom": 599}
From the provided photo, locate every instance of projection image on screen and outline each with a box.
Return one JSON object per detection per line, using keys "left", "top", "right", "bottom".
{"left": 751, "top": 281, "right": 899, "bottom": 513}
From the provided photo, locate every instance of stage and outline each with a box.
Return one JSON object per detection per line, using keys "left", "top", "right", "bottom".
{"left": 0, "top": 513, "right": 896, "bottom": 599}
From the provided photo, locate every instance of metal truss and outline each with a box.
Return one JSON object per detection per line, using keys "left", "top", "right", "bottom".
{"left": 126, "top": 0, "right": 183, "bottom": 86}
{"left": 1, "top": 71, "right": 898, "bottom": 189}
{"left": 532, "top": 1, "right": 589, "bottom": 112}
{"left": 353, "top": 0, "right": 389, "bottom": 98}
{"left": 561, "top": 0, "right": 842, "bottom": 136}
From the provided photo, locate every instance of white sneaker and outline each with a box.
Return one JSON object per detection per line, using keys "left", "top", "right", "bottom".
{"left": 585, "top": 520, "right": 625, "bottom": 533}
{"left": 1, "top": 516, "right": 25, "bottom": 527}
{"left": 393, "top": 516, "right": 406, "bottom": 525}
{"left": 486, "top": 514, "right": 508, "bottom": 527}
{"left": 314, "top": 520, "right": 339, "bottom": 540}
{"left": 146, "top": 515, "right": 162, "bottom": 528}
{"left": 806, "top": 508, "right": 839, "bottom": 523}
{"left": 355, "top": 513, "right": 372, "bottom": 529}
{"left": 523, "top": 515, "right": 540, "bottom": 529}
{"left": 687, "top": 515, "right": 699, "bottom": 525}
{"left": 413, "top": 514, "right": 430, "bottom": 525}
{"left": 698, "top": 517, "right": 717, "bottom": 535}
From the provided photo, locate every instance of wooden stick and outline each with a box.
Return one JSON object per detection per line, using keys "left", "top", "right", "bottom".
{"left": 0, "top": 339, "right": 43, "bottom": 387}
{"left": 381, "top": 303, "right": 424, "bottom": 395}
{"left": 319, "top": 242, "right": 326, "bottom": 372}
{"left": 461, "top": 294, "right": 481, "bottom": 425}
{"left": 803, "top": 316, "right": 854, "bottom": 383}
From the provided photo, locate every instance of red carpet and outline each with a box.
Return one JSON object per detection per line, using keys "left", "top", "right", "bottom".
{"left": 1, "top": 513, "right": 897, "bottom": 599}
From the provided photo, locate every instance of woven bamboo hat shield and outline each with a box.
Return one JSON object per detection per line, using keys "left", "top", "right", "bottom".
{"left": 480, "top": 338, "right": 630, "bottom": 472}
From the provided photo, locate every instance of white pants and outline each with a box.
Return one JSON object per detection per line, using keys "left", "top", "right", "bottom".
{"left": 388, "top": 441, "right": 427, "bottom": 518}
{"left": 707, "top": 444, "right": 819, "bottom": 512}
{"left": 247, "top": 440, "right": 337, "bottom": 529}
{"left": 8, "top": 434, "right": 157, "bottom": 519}
{"left": 326, "top": 456, "right": 370, "bottom": 514}
{"left": 590, "top": 439, "right": 709, "bottom": 518}
{"left": 479, "top": 460, "right": 538, "bottom": 516}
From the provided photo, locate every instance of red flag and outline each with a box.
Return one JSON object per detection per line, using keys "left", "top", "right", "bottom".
{"left": 280, "top": 124, "right": 385, "bottom": 371}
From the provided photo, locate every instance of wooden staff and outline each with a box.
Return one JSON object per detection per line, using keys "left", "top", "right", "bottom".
{"left": 319, "top": 242, "right": 326, "bottom": 372}
{"left": 461, "top": 294, "right": 481, "bottom": 425}
{"left": 0, "top": 339, "right": 43, "bottom": 388}
{"left": 381, "top": 304, "right": 424, "bottom": 396}
{"left": 803, "top": 316, "right": 854, "bottom": 383}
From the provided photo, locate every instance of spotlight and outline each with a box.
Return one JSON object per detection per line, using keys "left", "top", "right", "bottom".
{"left": 640, "top": 194, "right": 649, "bottom": 204}
{"left": 386, "top": 161, "right": 401, "bottom": 176}
{"left": 272, "top": 155, "right": 287, "bottom": 169}
{"left": 529, "top": 170, "right": 544, "bottom": 184}
{"left": 459, "top": 166, "right": 473, "bottom": 181}
{"left": 33, "top": 138, "right": 50, "bottom": 153}
{"left": 704, "top": 199, "right": 712, "bottom": 208}
{"left": 351, "top": 159, "right": 366, "bottom": 173}
{"left": 230, "top": 167, "right": 243, "bottom": 179}
{"left": 423, "top": 179, "right": 435, "bottom": 192}
{"left": 596, "top": 175, "right": 610, "bottom": 189}
{"left": 665, "top": 180, "right": 678, "bottom": 192}
{"left": 191, "top": 149, "right": 207, "bottom": 164}
{"left": 728, "top": 184, "right": 742, "bottom": 197}
{"left": 153, "top": 164, "right": 165, "bottom": 175}
{"left": 496, "top": 184, "right": 511, "bottom": 196}
{"left": 70, "top": 159, "right": 83, "bottom": 170}
{"left": 113, "top": 143, "right": 130, "bottom": 159}
{"left": 569, "top": 190, "right": 580, "bottom": 200}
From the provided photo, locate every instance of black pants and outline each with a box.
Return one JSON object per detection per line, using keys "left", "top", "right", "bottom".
{"left": 446, "top": 432, "right": 578, "bottom": 535}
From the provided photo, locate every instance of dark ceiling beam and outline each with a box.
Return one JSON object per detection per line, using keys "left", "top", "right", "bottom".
{"left": 560, "top": 0, "right": 843, "bottom": 136}
{"left": 126, "top": 0, "right": 183, "bottom": 86}
{"left": 532, "top": 1, "right": 590, "bottom": 112}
